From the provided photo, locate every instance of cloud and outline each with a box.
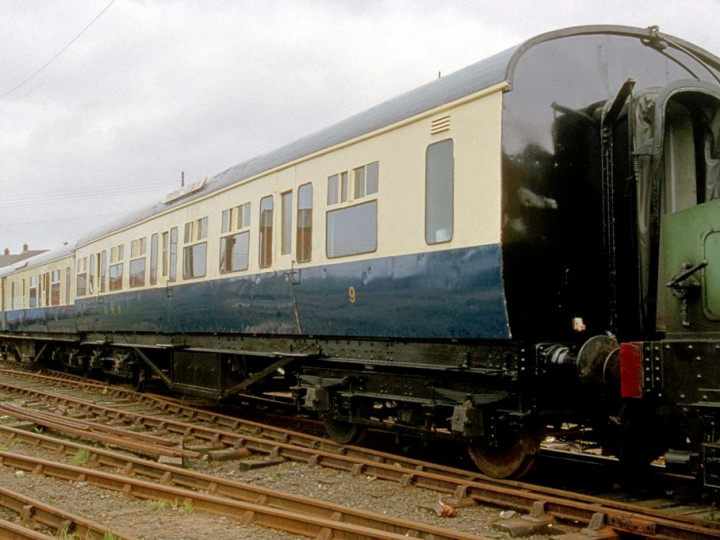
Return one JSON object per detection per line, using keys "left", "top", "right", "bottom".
{"left": 0, "top": 0, "right": 718, "bottom": 252}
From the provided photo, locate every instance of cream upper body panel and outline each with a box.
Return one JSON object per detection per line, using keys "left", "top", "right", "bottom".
{"left": 73, "top": 86, "right": 504, "bottom": 298}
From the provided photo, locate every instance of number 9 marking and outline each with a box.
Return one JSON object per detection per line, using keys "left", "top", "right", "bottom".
{"left": 348, "top": 285, "right": 356, "bottom": 304}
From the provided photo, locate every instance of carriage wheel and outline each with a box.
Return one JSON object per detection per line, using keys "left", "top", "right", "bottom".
{"left": 467, "top": 435, "right": 540, "bottom": 479}
{"left": 323, "top": 415, "right": 365, "bottom": 445}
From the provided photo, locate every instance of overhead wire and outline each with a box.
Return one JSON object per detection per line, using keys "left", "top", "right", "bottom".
{"left": 2, "top": 178, "right": 178, "bottom": 207}
{"left": 0, "top": 0, "right": 117, "bottom": 98}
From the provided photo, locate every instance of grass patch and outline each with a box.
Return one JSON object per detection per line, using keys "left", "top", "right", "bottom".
{"left": 72, "top": 448, "right": 91, "bottom": 465}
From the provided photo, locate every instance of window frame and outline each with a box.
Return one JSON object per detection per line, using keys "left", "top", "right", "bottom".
{"left": 425, "top": 139, "right": 454, "bottom": 245}
{"left": 296, "top": 182, "right": 313, "bottom": 263}
{"left": 259, "top": 195, "right": 274, "bottom": 269}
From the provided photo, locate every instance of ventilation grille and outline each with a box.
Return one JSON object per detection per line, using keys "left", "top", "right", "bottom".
{"left": 430, "top": 115, "right": 451, "bottom": 135}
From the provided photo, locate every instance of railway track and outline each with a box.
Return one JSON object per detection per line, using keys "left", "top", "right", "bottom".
{"left": 1, "top": 365, "right": 720, "bottom": 538}
{"left": 0, "top": 483, "right": 137, "bottom": 540}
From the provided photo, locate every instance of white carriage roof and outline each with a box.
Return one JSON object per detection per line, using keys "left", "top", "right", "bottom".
{"left": 75, "top": 25, "right": 720, "bottom": 248}
{"left": 0, "top": 244, "right": 74, "bottom": 277}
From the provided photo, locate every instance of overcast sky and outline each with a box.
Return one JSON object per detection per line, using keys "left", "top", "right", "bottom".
{"left": 2, "top": 0, "right": 719, "bottom": 253}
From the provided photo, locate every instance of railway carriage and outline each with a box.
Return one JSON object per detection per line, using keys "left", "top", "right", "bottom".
{"left": 3, "top": 25, "right": 720, "bottom": 486}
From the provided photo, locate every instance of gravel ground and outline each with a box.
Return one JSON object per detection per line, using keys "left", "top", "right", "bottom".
{"left": 0, "top": 395, "right": 571, "bottom": 539}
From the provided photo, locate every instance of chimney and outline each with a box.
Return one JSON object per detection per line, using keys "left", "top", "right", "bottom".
{"left": 3, "top": 248, "right": 8, "bottom": 256}
{"left": 23, "top": 243, "right": 28, "bottom": 252}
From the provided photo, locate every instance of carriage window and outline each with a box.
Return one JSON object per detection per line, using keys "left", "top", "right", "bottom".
{"left": 50, "top": 270, "right": 60, "bottom": 306}
{"left": 183, "top": 242, "right": 207, "bottom": 279}
{"left": 297, "top": 183, "right": 313, "bottom": 262}
{"left": 221, "top": 203, "right": 250, "bottom": 233}
{"left": 88, "top": 256, "right": 96, "bottom": 295}
{"left": 130, "top": 257, "right": 145, "bottom": 287}
{"left": 100, "top": 251, "right": 107, "bottom": 293}
{"left": 183, "top": 217, "right": 207, "bottom": 279}
{"left": 109, "top": 244, "right": 124, "bottom": 291}
{"left": 327, "top": 200, "right": 377, "bottom": 258}
{"left": 150, "top": 233, "right": 158, "bottom": 285}
{"left": 220, "top": 203, "right": 251, "bottom": 273}
{"left": 130, "top": 237, "right": 147, "bottom": 288}
{"left": 281, "top": 191, "right": 293, "bottom": 255}
{"left": 169, "top": 227, "right": 178, "bottom": 281}
{"left": 259, "top": 195, "right": 274, "bottom": 268}
{"left": 328, "top": 175, "right": 339, "bottom": 205}
{"left": 29, "top": 275, "right": 38, "bottom": 308}
{"left": 425, "top": 139, "right": 454, "bottom": 244}
{"left": 353, "top": 161, "right": 379, "bottom": 199}
{"left": 65, "top": 267, "right": 71, "bottom": 305}
{"left": 220, "top": 231, "right": 250, "bottom": 273}
{"left": 76, "top": 257, "right": 87, "bottom": 297}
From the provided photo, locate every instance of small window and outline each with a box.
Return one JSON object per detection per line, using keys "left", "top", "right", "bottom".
{"left": 297, "top": 183, "right": 313, "bottom": 263}
{"left": 327, "top": 200, "right": 377, "bottom": 258}
{"left": 130, "top": 237, "right": 146, "bottom": 258}
{"left": 353, "top": 161, "right": 379, "bottom": 199}
{"left": 220, "top": 231, "right": 250, "bottom": 273}
{"left": 328, "top": 174, "right": 339, "bottom": 205}
{"left": 281, "top": 190, "right": 293, "bottom": 255}
{"left": 222, "top": 203, "right": 251, "bottom": 233}
{"left": 150, "top": 233, "right": 158, "bottom": 285}
{"left": 340, "top": 172, "right": 349, "bottom": 203}
{"left": 65, "top": 267, "right": 71, "bottom": 305}
{"left": 259, "top": 195, "right": 274, "bottom": 268}
{"left": 184, "top": 217, "right": 207, "bottom": 243}
{"left": 100, "top": 251, "right": 107, "bottom": 293}
{"left": 426, "top": 139, "right": 454, "bottom": 244}
{"left": 169, "top": 227, "right": 178, "bottom": 281}
{"left": 330, "top": 162, "right": 378, "bottom": 206}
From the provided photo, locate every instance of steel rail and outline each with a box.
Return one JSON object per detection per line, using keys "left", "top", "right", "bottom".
{"left": 0, "top": 450, "right": 486, "bottom": 540}
{"left": 0, "top": 484, "right": 135, "bottom": 539}
{"left": 0, "top": 518, "right": 54, "bottom": 540}
{"left": 0, "top": 403, "right": 200, "bottom": 459}
{"left": 2, "top": 369, "right": 720, "bottom": 538}
{"left": 0, "top": 423, "right": 485, "bottom": 540}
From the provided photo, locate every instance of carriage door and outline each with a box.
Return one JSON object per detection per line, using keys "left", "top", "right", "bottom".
{"left": 641, "top": 83, "right": 720, "bottom": 334}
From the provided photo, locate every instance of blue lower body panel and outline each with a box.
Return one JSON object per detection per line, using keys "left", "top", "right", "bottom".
{"left": 8, "top": 245, "right": 510, "bottom": 341}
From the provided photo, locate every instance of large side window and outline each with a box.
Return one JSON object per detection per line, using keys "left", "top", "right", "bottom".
{"left": 183, "top": 217, "right": 208, "bottom": 279}
{"left": 297, "top": 183, "right": 313, "bottom": 262}
{"left": 326, "top": 161, "right": 379, "bottom": 258}
{"left": 327, "top": 201, "right": 377, "bottom": 258}
{"left": 220, "top": 202, "right": 251, "bottom": 274}
{"left": 425, "top": 139, "right": 454, "bottom": 244}
{"left": 259, "top": 195, "right": 274, "bottom": 268}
